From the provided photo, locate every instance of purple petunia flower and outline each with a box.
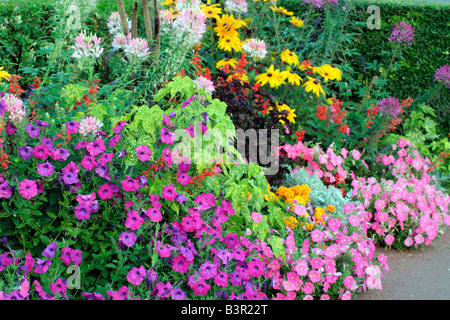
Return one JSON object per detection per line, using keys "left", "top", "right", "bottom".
{"left": 59, "top": 148, "right": 71, "bottom": 161}
{"left": 37, "top": 161, "right": 55, "bottom": 177}
{"left": 0, "top": 98, "right": 5, "bottom": 117}
{"left": 62, "top": 171, "right": 79, "bottom": 185}
{"left": 82, "top": 292, "right": 106, "bottom": 300}
{"left": 175, "top": 193, "right": 188, "bottom": 205}
{"left": 36, "top": 120, "right": 50, "bottom": 127}
{"left": 65, "top": 121, "right": 80, "bottom": 134}
{"left": 127, "top": 265, "right": 146, "bottom": 285}
{"left": 17, "top": 146, "right": 33, "bottom": 160}
{"left": 5, "top": 121, "right": 17, "bottom": 135}
{"left": 146, "top": 270, "right": 158, "bottom": 289}
{"left": 42, "top": 241, "right": 58, "bottom": 259}
{"left": 199, "top": 261, "right": 218, "bottom": 279}
{"left": 74, "top": 205, "right": 92, "bottom": 220}
{"left": 75, "top": 141, "right": 88, "bottom": 150}
{"left": 34, "top": 258, "right": 52, "bottom": 274}
{"left": 95, "top": 165, "right": 111, "bottom": 180}
{"left": 119, "top": 231, "right": 137, "bottom": 248}
{"left": 42, "top": 136, "right": 54, "bottom": 150}
{"left": 0, "top": 180, "right": 13, "bottom": 199}
{"left": 171, "top": 288, "right": 186, "bottom": 300}
{"left": 26, "top": 123, "right": 40, "bottom": 139}
{"left": 224, "top": 233, "right": 240, "bottom": 249}
{"left": 118, "top": 148, "right": 127, "bottom": 158}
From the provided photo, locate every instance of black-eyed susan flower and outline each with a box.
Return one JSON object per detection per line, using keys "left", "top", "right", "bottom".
{"left": 217, "top": 36, "right": 242, "bottom": 52}
{"left": 316, "top": 64, "right": 342, "bottom": 82}
{"left": 162, "top": 0, "right": 177, "bottom": 6}
{"left": 290, "top": 16, "right": 304, "bottom": 27}
{"left": 255, "top": 65, "right": 286, "bottom": 89}
{"left": 282, "top": 70, "right": 303, "bottom": 86}
{"left": 280, "top": 49, "right": 299, "bottom": 66}
{"left": 303, "top": 76, "right": 326, "bottom": 98}
{"left": 200, "top": 0, "right": 222, "bottom": 19}
{"left": 214, "top": 14, "right": 241, "bottom": 39}
{"left": 216, "top": 57, "right": 238, "bottom": 69}
{"left": 270, "top": 5, "right": 294, "bottom": 16}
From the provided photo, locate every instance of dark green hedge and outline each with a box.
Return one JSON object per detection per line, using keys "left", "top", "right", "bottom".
{"left": 279, "top": 0, "right": 450, "bottom": 124}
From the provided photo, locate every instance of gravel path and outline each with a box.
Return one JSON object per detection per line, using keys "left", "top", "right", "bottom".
{"left": 354, "top": 230, "right": 450, "bottom": 300}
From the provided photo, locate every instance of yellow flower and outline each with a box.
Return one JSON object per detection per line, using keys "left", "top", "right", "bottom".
{"left": 255, "top": 65, "right": 286, "bottom": 89}
{"left": 216, "top": 58, "right": 238, "bottom": 69}
{"left": 162, "top": 0, "right": 177, "bottom": 6}
{"left": 306, "top": 223, "right": 315, "bottom": 231}
{"left": 0, "top": 67, "right": 11, "bottom": 82}
{"left": 214, "top": 14, "right": 245, "bottom": 38}
{"left": 226, "top": 72, "right": 249, "bottom": 84}
{"left": 314, "top": 207, "right": 326, "bottom": 216}
{"left": 326, "top": 205, "right": 336, "bottom": 212}
{"left": 270, "top": 5, "right": 294, "bottom": 16}
{"left": 283, "top": 216, "right": 299, "bottom": 229}
{"left": 275, "top": 102, "right": 297, "bottom": 125}
{"left": 316, "top": 64, "right": 342, "bottom": 82}
{"left": 217, "top": 36, "right": 242, "bottom": 52}
{"left": 280, "top": 50, "right": 299, "bottom": 66}
{"left": 282, "top": 70, "right": 303, "bottom": 86}
{"left": 290, "top": 16, "right": 304, "bottom": 27}
{"left": 275, "top": 186, "right": 295, "bottom": 200}
{"left": 201, "top": 0, "right": 222, "bottom": 19}
{"left": 303, "top": 76, "right": 326, "bottom": 98}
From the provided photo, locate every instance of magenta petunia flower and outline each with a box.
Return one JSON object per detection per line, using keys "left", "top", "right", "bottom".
{"left": 120, "top": 175, "right": 139, "bottom": 192}
{"left": 71, "top": 249, "right": 83, "bottom": 266}
{"left": 19, "top": 179, "right": 38, "bottom": 199}
{"left": 97, "top": 183, "right": 114, "bottom": 200}
{"left": 26, "top": 123, "right": 40, "bottom": 139}
{"left": 42, "top": 136, "right": 54, "bottom": 150}
{"left": 113, "top": 121, "right": 126, "bottom": 134}
{"left": 162, "top": 147, "right": 173, "bottom": 167}
{"left": 86, "top": 138, "right": 106, "bottom": 156}
{"left": 119, "top": 231, "right": 137, "bottom": 248}
{"left": 65, "top": 121, "right": 80, "bottom": 134}
{"left": 75, "top": 141, "right": 88, "bottom": 150}
{"left": 135, "top": 145, "right": 152, "bottom": 162}
{"left": 172, "top": 255, "right": 190, "bottom": 273}
{"left": 0, "top": 180, "right": 12, "bottom": 199}
{"left": 162, "top": 184, "right": 178, "bottom": 201}
{"left": 224, "top": 233, "right": 240, "bottom": 249}
{"left": 160, "top": 127, "right": 175, "bottom": 145}
{"left": 146, "top": 207, "right": 162, "bottom": 222}
{"left": 36, "top": 120, "right": 50, "bottom": 127}
{"left": 181, "top": 215, "right": 197, "bottom": 232}
{"left": 127, "top": 265, "right": 146, "bottom": 285}
{"left": 109, "top": 134, "right": 121, "bottom": 148}
{"left": 214, "top": 271, "right": 229, "bottom": 287}
{"left": 181, "top": 95, "right": 195, "bottom": 109}
{"left": 200, "top": 261, "right": 218, "bottom": 280}
{"left": 61, "top": 161, "right": 80, "bottom": 175}
{"left": 248, "top": 258, "right": 264, "bottom": 277}
{"left": 191, "top": 279, "right": 210, "bottom": 296}
{"left": 42, "top": 241, "right": 58, "bottom": 259}
{"left": 24, "top": 252, "right": 35, "bottom": 274}
{"left": 186, "top": 124, "right": 195, "bottom": 138}
{"left": 311, "top": 229, "right": 324, "bottom": 243}
{"left": 62, "top": 171, "right": 79, "bottom": 185}
{"left": 80, "top": 154, "right": 97, "bottom": 171}
{"left": 5, "top": 121, "right": 17, "bottom": 135}
{"left": 229, "top": 271, "right": 242, "bottom": 286}
{"left": 125, "top": 210, "right": 144, "bottom": 230}
{"left": 49, "top": 278, "right": 67, "bottom": 296}
{"left": 193, "top": 193, "right": 216, "bottom": 211}
{"left": 74, "top": 205, "right": 92, "bottom": 220}
{"left": 60, "top": 247, "right": 72, "bottom": 266}
{"left": 162, "top": 114, "right": 174, "bottom": 127}
{"left": 97, "top": 152, "right": 113, "bottom": 165}
{"left": 33, "top": 144, "right": 49, "bottom": 161}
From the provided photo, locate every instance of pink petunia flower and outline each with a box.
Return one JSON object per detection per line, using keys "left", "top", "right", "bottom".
{"left": 121, "top": 175, "right": 139, "bottom": 192}
{"left": 19, "top": 179, "right": 38, "bottom": 199}
{"left": 162, "top": 184, "right": 178, "bottom": 201}
{"left": 135, "top": 145, "right": 152, "bottom": 162}
{"left": 127, "top": 266, "right": 146, "bottom": 285}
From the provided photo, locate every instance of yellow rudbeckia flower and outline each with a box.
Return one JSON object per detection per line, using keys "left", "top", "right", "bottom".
{"left": 316, "top": 64, "right": 342, "bottom": 82}
{"left": 217, "top": 36, "right": 242, "bottom": 52}
{"left": 290, "top": 16, "right": 304, "bottom": 27}
{"left": 201, "top": 0, "right": 222, "bottom": 19}
{"left": 255, "top": 65, "right": 286, "bottom": 89}
{"left": 216, "top": 58, "right": 238, "bottom": 69}
{"left": 280, "top": 50, "right": 299, "bottom": 66}
{"left": 303, "top": 76, "right": 326, "bottom": 98}
{"left": 282, "top": 70, "right": 303, "bottom": 86}
{"left": 270, "top": 5, "right": 294, "bottom": 16}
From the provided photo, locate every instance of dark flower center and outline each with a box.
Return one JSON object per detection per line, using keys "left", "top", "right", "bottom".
{"left": 267, "top": 73, "right": 272, "bottom": 77}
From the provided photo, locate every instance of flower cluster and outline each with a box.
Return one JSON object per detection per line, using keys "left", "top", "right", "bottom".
{"left": 71, "top": 31, "right": 104, "bottom": 59}
{"left": 388, "top": 22, "right": 415, "bottom": 46}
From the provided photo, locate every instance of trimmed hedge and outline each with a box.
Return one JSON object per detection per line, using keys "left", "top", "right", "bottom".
{"left": 279, "top": 0, "right": 450, "bottom": 125}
